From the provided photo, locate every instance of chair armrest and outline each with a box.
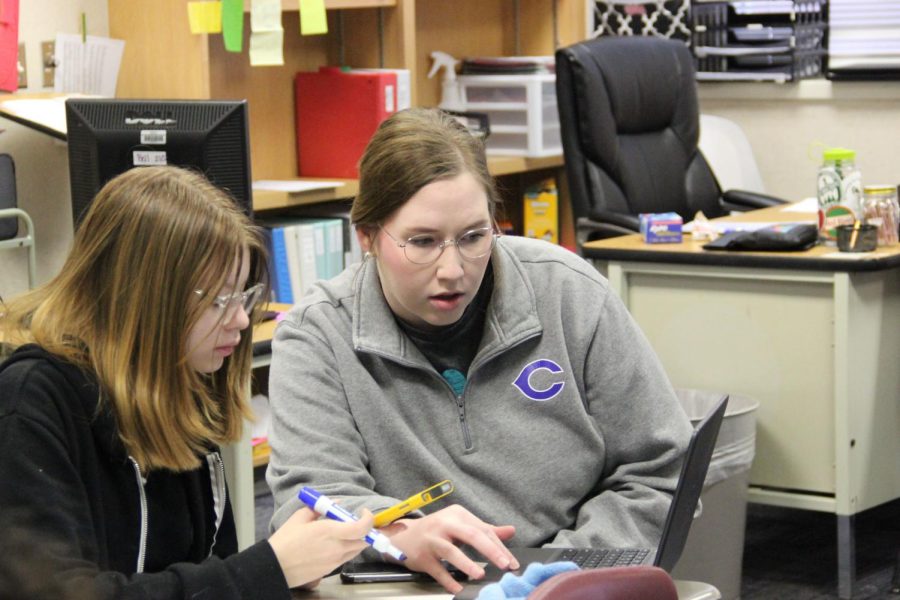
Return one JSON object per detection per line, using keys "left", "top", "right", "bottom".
{"left": 590, "top": 209, "right": 642, "bottom": 231}
{"left": 0, "top": 207, "right": 32, "bottom": 242}
{"left": 576, "top": 213, "right": 640, "bottom": 250}
{"left": 722, "top": 189, "right": 788, "bottom": 213}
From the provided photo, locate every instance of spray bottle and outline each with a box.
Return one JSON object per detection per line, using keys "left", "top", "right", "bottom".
{"left": 427, "top": 51, "right": 464, "bottom": 111}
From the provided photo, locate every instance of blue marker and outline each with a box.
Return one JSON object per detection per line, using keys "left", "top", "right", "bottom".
{"left": 298, "top": 487, "right": 406, "bottom": 561}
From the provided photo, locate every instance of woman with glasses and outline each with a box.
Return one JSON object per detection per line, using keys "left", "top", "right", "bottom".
{"left": 0, "top": 166, "right": 372, "bottom": 599}
{"left": 266, "top": 108, "right": 692, "bottom": 594}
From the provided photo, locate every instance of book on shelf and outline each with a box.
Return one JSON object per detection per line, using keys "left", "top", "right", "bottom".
{"left": 260, "top": 217, "right": 347, "bottom": 304}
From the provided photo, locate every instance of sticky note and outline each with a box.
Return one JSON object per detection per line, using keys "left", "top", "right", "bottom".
{"left": 300, "top": 0, "right": 328, "bottom": 35}
{"left": 250, "top": 29, "right": 284, "bottom": 66}
{"left": 251, "top": 0, "right": 282, "bottom": 32}
{"left": 222, "top": 0, "right": 243, "bottom": 52}
{"left": 187, "top": 1, "right": 223, "bottom": 34}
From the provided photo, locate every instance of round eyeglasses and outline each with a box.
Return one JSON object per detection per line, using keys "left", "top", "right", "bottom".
{"left": 194, "top": 283, "right": 265, "bottom": 320}
{"left": 381, "top": 226, "right": 497, "bottom": 265}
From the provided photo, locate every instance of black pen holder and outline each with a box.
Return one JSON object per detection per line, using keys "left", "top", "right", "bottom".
{"left": 836, "top": 224, "right": 878, "bottom": 252}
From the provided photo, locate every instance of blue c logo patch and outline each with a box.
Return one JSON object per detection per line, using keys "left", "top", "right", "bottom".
{"left": 512, "top": 359, "right": 565, "bottom": 401}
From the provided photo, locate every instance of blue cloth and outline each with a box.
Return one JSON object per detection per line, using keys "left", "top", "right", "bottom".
{"left": 476, "top": 561, "right": 580, "bottom": 600}
{"left": 441, "top": 368, "right": 467, "bottom": 396}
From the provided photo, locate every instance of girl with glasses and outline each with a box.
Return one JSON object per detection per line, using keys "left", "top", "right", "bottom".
{"left": 0, "top": 166, "right": 371, "bottom": 599}
{"left": 266, "top": 108, "right": 693, "bottom": 594}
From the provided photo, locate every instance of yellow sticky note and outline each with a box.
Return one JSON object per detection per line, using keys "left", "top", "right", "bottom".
{"left": 250, "top": 29, "right": 284, "bottom": 66}
{"left": 299, "top": 0, "right": 328, "bottom": 36}
{"left": 187, "top": 1, "right": 223, "bottom": 34}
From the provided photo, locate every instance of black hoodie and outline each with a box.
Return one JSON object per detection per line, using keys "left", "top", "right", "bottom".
{"left": 0, "top": 344, "right": 290, "bottom": 600}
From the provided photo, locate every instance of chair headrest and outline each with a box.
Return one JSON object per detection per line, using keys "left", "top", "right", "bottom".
{"left": 561, "top": 36, "right": 695, "bottom": 135}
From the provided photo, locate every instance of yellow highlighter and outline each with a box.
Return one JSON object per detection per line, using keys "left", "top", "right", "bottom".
{"left": 373, "top": 480, "right": 454, "bottom": 527}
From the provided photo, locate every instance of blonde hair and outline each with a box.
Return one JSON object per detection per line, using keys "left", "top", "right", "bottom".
{"left": 352, "top": 108, "right": 499, "bottom": 229}
{"left": 0, "top": 166, "right": 268, "bottom": 471}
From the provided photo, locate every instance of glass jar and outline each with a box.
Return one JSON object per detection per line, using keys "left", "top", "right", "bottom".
{"left": 862, "top": 185, "right": 900, "bottom": 246}
{"left": 817, "top": 147, "right": 863, "bottom": 244}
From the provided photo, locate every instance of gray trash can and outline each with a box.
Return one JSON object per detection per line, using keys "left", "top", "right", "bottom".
{"left": 671, "top": 389, "right": 759, "bottom": 600}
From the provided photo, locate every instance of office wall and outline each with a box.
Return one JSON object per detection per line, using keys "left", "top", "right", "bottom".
{"left": 700, "top": 81, "right": 900, "bottom": 202}
{"left": 0, "top": 0, "right": 109, "bottom": 301}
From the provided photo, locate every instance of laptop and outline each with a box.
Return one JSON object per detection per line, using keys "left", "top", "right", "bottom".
{"left": 454, "top": 395, "right": 729, "bottom": 599}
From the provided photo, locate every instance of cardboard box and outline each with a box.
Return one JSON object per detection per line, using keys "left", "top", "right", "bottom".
{"left": 640, "top": 212, "right": 683, "bottom": 243}
{"left": 524, "top": 178, "right": 558, "bottom": 244}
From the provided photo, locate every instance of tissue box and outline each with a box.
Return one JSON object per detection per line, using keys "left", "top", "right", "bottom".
{"left": 640, "top": 212, "right": 683, "bottom": 243}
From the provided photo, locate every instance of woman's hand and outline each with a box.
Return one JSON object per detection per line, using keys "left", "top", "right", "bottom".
{"left": 382, "top": 504, "right": 518, "bottom": 594}
{"left": 268, "top": 507, "right": 373, "bottom": 589}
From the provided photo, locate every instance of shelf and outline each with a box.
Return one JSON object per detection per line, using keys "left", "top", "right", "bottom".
{"left": 698, "top": 78, "right": 900, "bottom": 102}
{"left": 253, "top": 179, "right": 359, "bottom": 212}
{"left": 486, "top": 154, "right": 563, "bottom": 177}
{"left": 249, "top": 157, "right": 565, "bottom": 213}
{"left": 242, "top": 0, "right": 395, "bottom": 11}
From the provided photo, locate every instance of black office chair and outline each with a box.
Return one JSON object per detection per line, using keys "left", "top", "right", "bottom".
{"left": 0, "top": 153, "right": 37, "bottom": 290}
{"left": 891, "top": 549, "right": 900, "bottom": 594}
{"left": 555, "top": 36, "right": 787, "bottom": 248}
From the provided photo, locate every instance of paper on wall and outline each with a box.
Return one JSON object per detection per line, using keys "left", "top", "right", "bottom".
{"left": 53, "top": 33, "right": 124, "bottom": 97}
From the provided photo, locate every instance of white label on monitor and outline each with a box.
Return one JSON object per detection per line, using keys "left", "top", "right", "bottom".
{"left": 133, "top": 151, "right": 167, "bottom": 166}
{"left": 141, "top": 130, "right": 167, "bottom": 145}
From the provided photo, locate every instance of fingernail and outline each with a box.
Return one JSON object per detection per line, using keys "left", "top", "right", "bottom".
{"left": 497, "top": 557, "right": 510, "bottom": 569}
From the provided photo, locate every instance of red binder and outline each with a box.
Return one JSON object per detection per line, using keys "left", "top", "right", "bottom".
{"left": 295, "top": 67, "right": 397, "bottom": 179}
{"left": 0, "top": 0, "right": 19, "bottom": 93}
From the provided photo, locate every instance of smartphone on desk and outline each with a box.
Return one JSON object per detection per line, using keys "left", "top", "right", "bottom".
{"left": 340, "top": 561, "right": 466, "bottom": 584}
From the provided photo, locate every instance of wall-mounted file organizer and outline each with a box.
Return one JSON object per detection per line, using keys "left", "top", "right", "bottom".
{"left": 827, "top": 0, "right": 900, "bottom": 80}
{"left": 691, "top": 0, "right": 828, "bottom": 82}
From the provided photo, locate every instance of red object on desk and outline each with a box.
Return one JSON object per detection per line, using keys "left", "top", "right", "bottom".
{"left": 295, "top": 67, "right": 397, "bottom": 179}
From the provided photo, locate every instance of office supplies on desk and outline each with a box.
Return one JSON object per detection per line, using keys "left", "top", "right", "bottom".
{"left": 640, "top": 213, "right": 683, "bottom": 244}
{"left": 454, "top": 396, "right": 729, "bottom": 600}
{"left": 373, "top": 480, "right": 454, "bottom": 527}
{"left": 298, "top": 487, "right": 406, "bottom": 561}
{"left": 836, "top": 223, "right": 877, "bottom": 253}
{"left": 295, "top": 67, "right": 396, "bottom": 179}
{"left": 702, "top": 223, "right": 818, "bottom": 252}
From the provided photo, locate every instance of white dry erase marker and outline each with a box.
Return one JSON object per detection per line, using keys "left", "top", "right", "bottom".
{"left": 298, "top": 487, "right": 406, "bottom": 561}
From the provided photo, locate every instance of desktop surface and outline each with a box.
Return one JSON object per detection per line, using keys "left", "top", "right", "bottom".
{"left": 291, "top": 573, "right": 720, "bottom": 599}
{"left": 582, "top": 203, "right": 900, "bottom": 272}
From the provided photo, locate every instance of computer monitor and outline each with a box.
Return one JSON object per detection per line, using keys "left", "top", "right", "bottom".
{"left": 65, "top": 99, "right": 252, "bottom": 227}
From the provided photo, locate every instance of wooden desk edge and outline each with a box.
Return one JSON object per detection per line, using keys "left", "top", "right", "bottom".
{"left": 582, "top": 205, "right": 900, "bottom": 272}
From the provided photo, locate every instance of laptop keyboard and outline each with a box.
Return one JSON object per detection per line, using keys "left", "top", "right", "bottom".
{"left": 558, "top": 547, "right": 652, "bottom": 568}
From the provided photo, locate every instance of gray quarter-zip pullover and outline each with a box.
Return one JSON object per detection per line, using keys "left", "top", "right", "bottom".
{"left": 267, "top": 235, "right": 692, "bottom": 551}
